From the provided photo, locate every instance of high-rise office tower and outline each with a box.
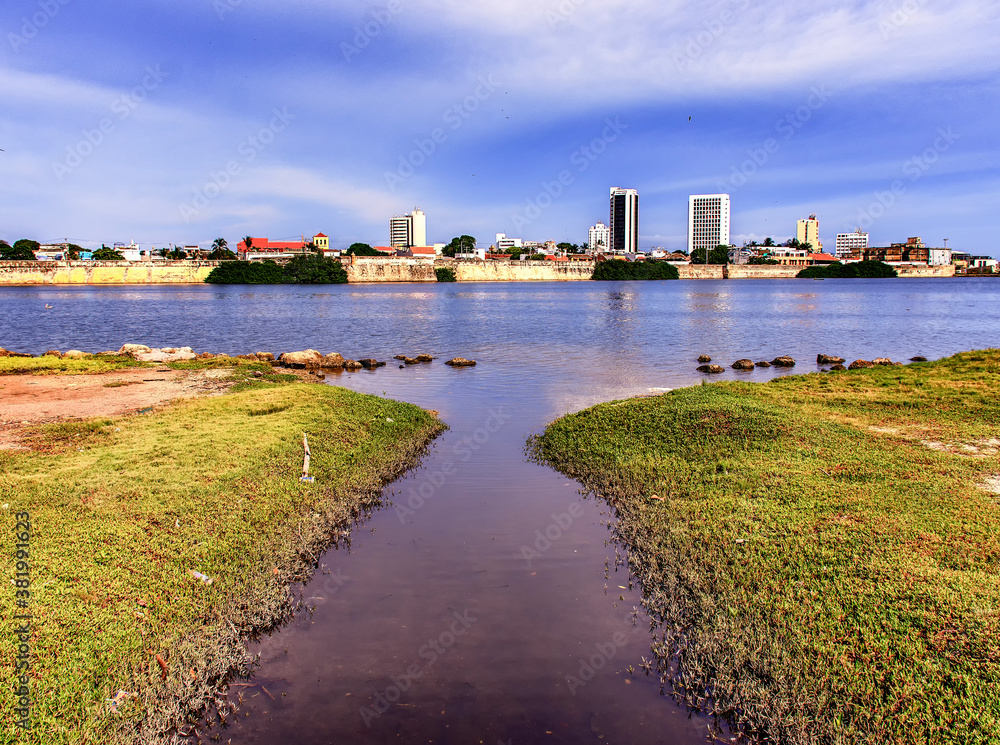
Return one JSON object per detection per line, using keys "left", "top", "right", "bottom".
{"left": 390, "top": 208, "right": 427, "bottom": 248}
{"left": 688, "top": 194, "right": 731, "bottom": 256}
{"left": 609, "top": 188, "right": 639, "bottom": 254}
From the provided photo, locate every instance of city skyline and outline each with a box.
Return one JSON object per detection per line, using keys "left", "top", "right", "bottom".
{"left": 1, "top": 2, "right": 997, "bottom": 257}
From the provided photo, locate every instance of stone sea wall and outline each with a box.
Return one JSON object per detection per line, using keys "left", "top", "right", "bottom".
{"left": 0, "top": 260, "right": 219, "bottom": 285}
{"left": 0, "top": 258, "right": 957, "bottom": 285}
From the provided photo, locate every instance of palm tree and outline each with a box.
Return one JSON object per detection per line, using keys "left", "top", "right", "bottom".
{"left": 243, "top": 236, "right": 253, "bottom": 251}
{"left": 212, "top": 237, "right": 228, "bottom": 251}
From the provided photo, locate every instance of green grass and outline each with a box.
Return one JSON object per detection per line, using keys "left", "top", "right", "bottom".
{"left": 0, "top": 355, "right": 143, "bottom": 376}
{"left": 531, "top": 350, "right": 1000, "bottom": 744}
{"left": 0, "top": 382, "right": 444, "bottom": 744}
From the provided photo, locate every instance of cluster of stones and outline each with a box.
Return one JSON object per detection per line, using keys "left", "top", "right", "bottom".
{"left": 696, "top": 355, "right": 795, "bottom": 374}
{"left": 1, "top": 344, "right": 479, "bottom": 371}
{"left": 696, "top": 353, "right": 924, "bottom": 374}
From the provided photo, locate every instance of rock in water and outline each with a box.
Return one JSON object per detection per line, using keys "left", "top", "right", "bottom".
{"left": 343, "top": 359, "right": 363, "bottom": 370}
{"left": 359, "top": 359, "right": 385, "bottom": 369}
{"left": 910, "top": 356, "right": 927, "bottom": 362}
{"left": 755, "top": 361, "right": 772, "bottom": 368}
{"left": 415, "top": 354, "right": 435, "bottom": 362}
{"left": 732, "top": 359, "right": 755, "bottom": 370}
{"left": 872, "top": 357, "right": 893, "bottom": 366}
{"left": 697, "top": 354, "right": 712, "bottom": 363}
{"left": 771, "top": 356, "right": 796, "bottom": 367}
{"left": 697, "top": 364, "right": 724, "bottom": 374}
{"left": 445, "top": 358, "right": 477, "bottom": 367}
{"left": 830, "top": 364, "right": 846, "bottom": 371}
{"left": 321, "top": 353, "right": 346, "bottom": 368}
{"left": 848, "top": 359, "right": 875, "bottom": 369}
{"left": 817, "top": 354, "right": 845, "bottom": 364}
{"left": 278, "top": 350, "right": 323, "bottom": 369}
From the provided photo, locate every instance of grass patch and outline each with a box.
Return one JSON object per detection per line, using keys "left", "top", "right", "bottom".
{"left": 530, "top": 350, "right": 1000, "bottom": 744}
{"left": 0, "top": 355, "right": 142, "bottom": 376}
{"left": 0, "top": 383, "right": 444, "bottom": 744}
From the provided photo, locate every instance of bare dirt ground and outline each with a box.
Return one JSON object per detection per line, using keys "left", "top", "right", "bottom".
{"left": 0, "top": 367, "right": 245, "bottom": 449}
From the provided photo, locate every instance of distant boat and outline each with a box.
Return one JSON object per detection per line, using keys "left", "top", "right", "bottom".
{"left": 44, "top": 304, "right": 53, "bottom": 308}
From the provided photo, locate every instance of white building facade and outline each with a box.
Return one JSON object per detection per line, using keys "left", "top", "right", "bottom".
{"left": 589, "top": 221, "right": 610, "bottom": 253}
{"left": 835, "top": 229, "right": 869, "bottom": 259}
{"left": 390, "top": 208, "right": 427, "bottom": 248}
{"left": 688, "top": 194, "right": 731, "bottom": 256}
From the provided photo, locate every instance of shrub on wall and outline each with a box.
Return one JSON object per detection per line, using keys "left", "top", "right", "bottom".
{"left": 435, "top": 267, "right": 457, "bottom": 282}
{"left": 592, "top": 259, "right": 680, "bottom": 281}
{"left": 797, "top": 261, "right": 897, "bottom": 279}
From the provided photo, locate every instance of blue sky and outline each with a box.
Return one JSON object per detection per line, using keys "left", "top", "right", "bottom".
{"left": 1, "top": 0, "right": 998, "bottom": 254}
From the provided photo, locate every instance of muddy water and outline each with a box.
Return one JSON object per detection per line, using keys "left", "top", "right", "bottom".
{"left": 213, "top": 362, "right": 712, "bottom": 745}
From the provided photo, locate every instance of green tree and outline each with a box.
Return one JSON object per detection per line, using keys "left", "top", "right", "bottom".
{"left": 242, "top": 236, "right": 254, "bottom": 251}
{"left": 282, "top": 254, "right": 348, "bottom": 284}
{"left": 443, "top": 235, "right": 476, "bottom": 258}
{"left": 763, "top": 237, "right": 775, "bottom": 247}
{"left": 66, "top": 243, "right": 84, "bottom": 260}
{"left": 0, "top": 241, "right": 37, "bottom": 260}
{"left": 690, "top": 245, "right": 731, "bottom": 265}
{"left": 212, "top": 237, "right": 228, "bottom": 251}
{"left": 91, "top": 247, "right": 126, "bottom": 261}
{"left": 344, "top": 243, "right": 382, "bottom": 256}
{"left": 166, "top": 247, "right": 187, "bottom": 260}
{"left": 205, "top": 260, "right": 285, "bottom": 284}
{"left": 13, "top": 239, "right": 40, "bottom": 254}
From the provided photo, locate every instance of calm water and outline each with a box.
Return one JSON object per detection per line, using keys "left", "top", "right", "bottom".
{"left": 3, "top": 279, "right": 999, "bottom": 744}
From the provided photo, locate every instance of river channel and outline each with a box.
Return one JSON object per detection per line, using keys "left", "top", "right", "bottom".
{"left": 4, "top": 278, "right": 999, "bottom": 743}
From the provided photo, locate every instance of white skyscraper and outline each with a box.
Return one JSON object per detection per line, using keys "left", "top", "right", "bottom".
{"left": 589, "top": 221, "right": 610, "bottom": 253}
{"left": 688, "top": 194, "right": 731, "bottom": 257}
{"left": 390, "top": 208, "right": 427, "bottom": 248}
{"left": 609, "top": 188, "right": 639, "bottom": 254}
